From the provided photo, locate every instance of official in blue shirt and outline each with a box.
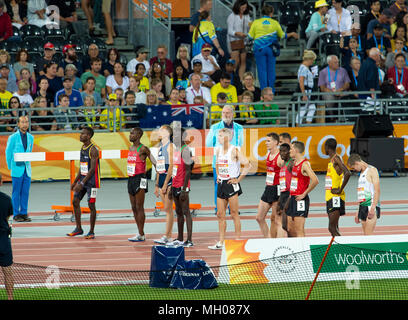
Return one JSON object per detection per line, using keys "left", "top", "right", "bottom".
{"left": 205, "top": 105, "right": 244, "bottom": 212}
{"left": 54, "top": 76, "right": 84, "bottom": 108}
{"left": 5, "top": 115, "right": 34, "bottom": 222}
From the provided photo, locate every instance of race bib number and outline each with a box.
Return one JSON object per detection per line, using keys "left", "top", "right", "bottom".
{"left": 127, "top": 163, "right": 136, "bottom": 176}
{"left": 297, "top": 200, "right": 305, "bottom": 212}
{"left": 279, "top": 177, "right": 286, "bottom": 190}
{"left": 140, "top": 178, "right": 147, "bottom": 189}
{"left": 156, "top": 157, "right": 166, "bottom": 174}
{"left": 325, "top": 176, "right": 332, "bottom": 190}
{"left": 218, "top": 163, "right": 229, "bottom": 179}
{"left": 357, "top": 187, "right": 365, "bottom": 202}
{"left": 290, "top": 177, "right": 298, "bottom": 192}
{"left": 172, "top": 165, "right": 178, "bottom": 178}
{"left": 332, "top": 196, "right": 340, "bottom": 208}
{"left": 80, "top": 162, "right": 88, "bottom": 176}
{"left": 266, "top": 171, "right": 275, "bottom": 185}
{"left": 90, "top": 188, "right": 97, "bottom": 199}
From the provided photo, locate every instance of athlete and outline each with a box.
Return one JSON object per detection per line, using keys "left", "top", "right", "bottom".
{"left": 324, "top": 138, "right": 351, "bottom": 237}
{"left": 154, "top": 125, "right": 175, "bottom": 244}
{"left": 278, "top": 143, "right": 292, "bottom": 235}
{"left": 169, "top": 128, "right": 195, "bottom": 247}
{"left": 286, "top": 141, "right": 319, "bottom": 237}
{"left": 68, "top": 126, "right": 100, "bottom": 239}
{"left": 127, "top": 127, "right": 156, "bottom": 242}
{"left": 347, "top": 153, "right": 381, "bottom": 235}
{"left": 256, "top": 132, "right": 284, "bottom": 238}
{"left": 279, "top": 132, "right": 291, "bottom": 145}
{"left": 209, "top": 128, "right": 251, "bottom": 250}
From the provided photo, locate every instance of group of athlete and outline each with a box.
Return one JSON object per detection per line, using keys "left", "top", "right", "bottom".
{"left": 65, "top": 125, "right": 381, "bottom": 248}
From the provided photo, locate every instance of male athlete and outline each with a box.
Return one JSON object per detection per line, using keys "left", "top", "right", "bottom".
{"left": 279, "top": 132, "right": 291, "bottom": 145}
{"left": 127, "top": 127, "right": 156, "bottom": 242}
{"left": 256, "top": 132, "right": 284, "bottom": 238}
{"left": 347, "top": 153, "right": 381, "bottom": 235}
{"left": 277, "top": 143, "right": 292, "bottom": 235}
{"left": 68, "top": 126, "right": 100, "bottom": 239}
{"left": 324, "top": 138, "right": 351, "bottom": 236}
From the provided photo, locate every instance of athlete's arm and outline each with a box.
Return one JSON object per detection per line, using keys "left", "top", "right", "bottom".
{"left": 229, "top": 147, "right": 251, "bottom": 184}
{"left": 143, "top": 145, "right": 157, "bottom": 167}
{"left": 367, "top": 167, "right": 380, "bottom": 219}
{"left": 277, "top": 154, "right": 284, "bottom": 168}
{"left": 181, "top": 148, "right": 193, "bottom": 201}
{"left": 331, "top": 155, "right": 351, "bottom": 195}
{"left": 295, "top": 161, "right": 319, "bottom": 201}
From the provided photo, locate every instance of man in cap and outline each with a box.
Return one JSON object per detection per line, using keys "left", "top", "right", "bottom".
{"left": 54, "top": 76, "right": 84, "bottom": 109}
{"left": 224, "top": 59, "right": 242, "bottom": 91}
{"left": 58, "top": 44, "right": 83, "bottom": 77}
{"left": 191, "top": 43, "right": 221, "bottom": 82}
{"left": 127, "top": 46, "right": 150, "bottom": 78}
{"left": 36, "top": 43, "right": 56, "bottom": 78}
{"left": 100, "top": 93, "right": 126, "bottom": 131}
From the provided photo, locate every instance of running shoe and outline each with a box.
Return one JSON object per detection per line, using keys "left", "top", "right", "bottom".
{"left": 183, "top": 240, "right": 194, "bottom": 248}
{"left": 154, "top": 236, "right": 170, "bottom": 244}
{"left": 208, "top": 241, "right": 223, "bottom": 250}
{"left": 13, "top": 215, "right": 25, "bottom": 222}
{"left": 169, "top": 239, "right": 184, "bottom": 246}
{"left": 67, "top": 228, "right": 84, "bottom": 237}
{"left": 128, "top": 235, "right": 146, "bottom": 242}
{"left": 84, "top": 232, "right": 95, "bottom": 239}
{"left": 22, "top": 215, "right": 32, "bottom": 222}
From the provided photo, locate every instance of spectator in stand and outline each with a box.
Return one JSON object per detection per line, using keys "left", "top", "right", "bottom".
{"left": 59, "top": 44, "right": 83, "bottom": 78}
{"left": 191, "top": 43, "right": 221, "bottom": 83}
{"left": 236, "top": 90, "right": 257, "bottom": 124}
{"left": 224, "top": 59, "right": 242, "bottom": 93}
{"left": 178, "top": 87, "right": 187, "bottom": 103}
{"left": 82, "top": 44, "right": 101, "bottom": 73}
{"left": 189, "top": 0, "right": 212, "bottom": 33}
{"left": 27, "top": 0, "right": 57, "bottom": 28}
{"left": 391, "top": 25, "right": 407, "bottom": 50}
{"left": 305, "top": 0, "right": 330, "bottom": 49}
{"left": 361, "top": 0, "right": 381, "bottom": 36}
{"left": 149, "top": 45, "right": 174, "bottom": 78}
{"left": 188, "top": 58, "right": 215, "bottom": 88}
{"left": 19, "top": 68, "right": 36, "bottom": 96}
{"left": 54, "top": 94, "right": 78, "bottom": 131}
{"left": 186, "top": 73, "right": 211, "bottom": 104}
{"left": 34, "top": 77, "right": 53, "bottom": 108}
{"left": 391, "top": 11, "right": 408, "bottom": 39}
{"left": 340, "top": 36, "right": 363, "bottom": 72}
{"left": 99, "top": 93, "right": 126, "bottom": 131}
{"left": 0, "top": 64, "right": 17, "bottom": 93}
{"left": 210, "top": 72, "right": 238, "bottom": 120}
{"left": 35, "top": 43, "right": 56, "bottom": 78}
{"left": 80, "top": 57, "right": 106, "bottom": 98}
{"left": 13, "top": 49, "right": 35, "bottom": 83}
{"left": 145, "top": 89, "right": 159, "bottom": 105}
{"left": 123, "top": 90, "right": 147, "bottom": 128}
{"left": 386, "top": 52, "right": 408, "bottom": 96}
{"left": 237, "top": 71, "right": 261, "bottom": 102}
{"left": 126, "top": 76, "right": 146, "bottom": 104}
{"left": 0, "top": 2, "right": 13, "bottom": 42}
{"left": 173, "top": 45, "right": 191, "bottom": 74}
{"left": 192, "top": 11, "right": 225, "bottom": 58}
{"left": 342, "top": 23, "right": 366, "bottom": 59}
{"left": 326, "top": 0, "right": 352, "bottom": 36}
{"left": 248, "top": 5, "right": 297, "bottom": 92}
{"left": 166, "top": 88, "right": 181, "bottom": 105}
{"left": 318, "top": 55, "right": 350, "bottom": 122}
{"left": 386, "top": 38, "right": 408, "bottom": 69}
{"left": 227, "top": 0, "right": 251, "bottom": 81}
{"left": 134, "top": 63, "right": 150, "bottom": 92}
{"left": 65, "top": 64, "right": 82, "bottom": 92}
{"left": 0, "top": 77, "right": 12, "bottom": 110}
{"left": 105, "top": 62, "right": 129, "bottom": 95}
{"left": 6, "top": 96, "right": 26, "bottom": 131}
{"left": 358, "top": 48, "right": 381, "bottom": 100}
{"left": 13, "top": 79, "right": 33, "bottom": 109}
{"left": 389, "top": 0, "right": 407, "bottom": 18}
{"left": 31, "top": 96, "right": 57, "bottom": 131}
{"left": 6, "top": 0, "right": 28, "bottom": 29}
{"left": 114, "top": 87, "right": 124, "bottom": 105}
{"left": 81, "top": 76, "right": 103, "bottom": 107}
{"left": 102, "top": 0, "right": 116, "bottom": 45}
{"left": 253, "top": 87, "right": 280, "bottom": 125}
{"left": 345, "top": 56, "right": 361, "bottom": 119}
{"left": 171, "top": 64, "right": 190, "bottom": 90}
{"left": 0, "top": 50, "right": 16, "bottom": 84}
{"left": 102, "top": 48, "right": 120, "bottom": 77}
{"left": 150, "top": 78, "right": 166, "bottom": 103}
{"left": 79, "top": 95, "right": 100, "bottom": 128}
{"left": 366, "top": 9, "right": 393, "bottom": 39}
{"left": 366, "top": 24, "right": 392, "bottom": 56}
{"left": 48, "top": 0, "right": 77, "bottom": 29}
{"left": 296, "top": 50, "right": 317, "bottom": 125}
{"left": 126, "top": 46, "right": 150, "bottom": 78}
{"left": 54, "top": 76, "right": 83, "bottom": 108}
{"left": 149, "top": 61, "right": 171, "bottom": 98}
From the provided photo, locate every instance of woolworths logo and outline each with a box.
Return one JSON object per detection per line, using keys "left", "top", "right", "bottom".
{"left": 310, "top": 242, "right": 408, "bottom": 273}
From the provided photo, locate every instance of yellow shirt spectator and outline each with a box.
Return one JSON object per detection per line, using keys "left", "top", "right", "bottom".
{"left": 210, "top": 80, "right": 238, "bottom": 119}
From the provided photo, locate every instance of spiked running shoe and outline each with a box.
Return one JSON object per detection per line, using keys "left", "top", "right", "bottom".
{"left": 84, "top": 232, "right": 95, "bottom": 239}
{"left": 67, "top": 228, "right": 84, "bottom": 237}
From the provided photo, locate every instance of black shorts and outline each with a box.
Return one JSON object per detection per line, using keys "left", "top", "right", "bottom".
{"left": 128, "top": 174, "right": 148, "bottom": 196}
{"left": 279, "top": 191, "right": 290, "bottom": 211}
{"left": 0, "top": 234, "right": 13, "bottom": 267}
{"left": 287, "top": 195, "right": 310, "bottom": 218}
{"left": 261, "top": 185, "right": 280, "bottom": 204}
{"left": 158, "top": 173, "right": 172, "bottom": 189}
{"left": 326, "top": 197, "right": 346, "bottom": 216}
{"left": 171, "top": 186, "right": 190, "bottom": 199}
{"left": 358, "top": 205, "right": 381, "bottom": 221}
{"left": 74, "top": 186, "right": 98, "bottom": 203}
{"left": 217, "top": 180, "right": 242, "bottom": 200}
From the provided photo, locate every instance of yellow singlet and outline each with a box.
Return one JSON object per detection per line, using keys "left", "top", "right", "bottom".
{"left": 325, "top": 156, "right": 345, "bottom": 202}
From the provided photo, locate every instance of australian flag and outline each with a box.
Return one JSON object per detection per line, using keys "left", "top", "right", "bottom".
{"left": 139, "top": 103, "right": 204, "bottom": 129}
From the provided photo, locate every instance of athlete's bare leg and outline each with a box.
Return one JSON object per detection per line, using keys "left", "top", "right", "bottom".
{"left": 256, "top": 200, "right": 271, "bottom": 238}
{"left": 228, "top": 194, "right": 241, "bottom": 239}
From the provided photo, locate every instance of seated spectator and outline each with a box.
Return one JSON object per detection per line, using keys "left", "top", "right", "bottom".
{"left": 39, "top": 62, "right": 63, "bottom": 98}
{"left": 149, "top": 61, "right": 171, "bottom": 98}
{"left": 166, "top": 88, "right": 181, "bottom": 105}
{"left": 13, "top": 79, "right": 33, "bottom": 109}
{"left": 207, "top": 92, "right": 228, "bottom": 126}
{"left": 7, "top": 96, "right": 28, "bottom": 131}
{"left": 53, "top": 94, "right": 78, "bottom": 131}
{"left": 0, "top": 1, "right": 13, "bottom": 42}
{"left": 19, "top": 67, "right": 37, "bottom": 96}
{"left": 59, "top": 44, "right": 83, "bottom": 77}
{"left": 0, "top": 63, "right": 17, "bottom": 93}
{"left": 171, "top": 64, "right": 190, "bottom": 90}
{"left": 386, "top": 52, "right": 408, "bottom": 96}
{"left": 344, "top": 56, "right": 361, "bottom": 119}
{"left": 31, "top": 96, "right": 57, "bottom": 131}
{"left": 326, "top": 0, "right": 352, "bottom": 37}
{"left": 210, "top": 73, "right": 238, "bottom": 119}
{"left": 318, "top": 55, "right": 351, "bottom": 122}
{"left": 236, "top": 90, "right": 257, "bottom": 124}
{"left": 54, "top": 76, "right": 84, "bottom": 109}
{"left": 126, "top": 46, "right": 150, "bottom": 78}
{"left": 224, "top": 59, "right": 242, "bottom": 93}
{"left": 81, "top": 44, "right": 101, "bottom": 73}
{"left": 150, "top": 78, "right": 166, "bottom": 103}
{"left": 35, "top": 43, "right": 56, "bottom": 78}
{"left": 48, "top": 0, "right": 77, "bottom": 30}
{"left": 0, "top": 77, "right": 13, "bottom": 117}
{"left": 253, "top": 87, "right": 280, "bottom": 125}
{"left": 358, "top": 48, "right": 381, "bottom": 100}
{"left": 126, "top": 76, "right": 146, "bottom": 104}
{"left": 305, "top": 0, "right": 330, "bottom": 49}
{"left": 386, "top": 38, "right": 408, "bottom": 69}
{"left": 391, "top": 25, "right": 407, "bottom": 50}
{"left": 27, "top": 0, "right": 58, "bottom": 28}
{"left": 186, "top": 73, "right": 211, "bottom": 104}
{"left": 6, "top": 0, "right": 28, "bottom": 29}
{"left": 390, "top": 10, "right": 408, "bottom": 38}
{"left": 65, "top": 64, "right": 82, "bottom": 91}
{"left": 13, "top": 50, "right": 35, "bottom": 83}
{"left": 99, "top": 93, "right": 126, "bottom": 131}
{"left": 191, "top": 43, "right": 221, "bottom": 83}
{"left": 340, "top": 36, "right": 363, "bottom": 71}
{"left": 366, "top": 9, "right": 393, "bottom": 39}
{"left": 366, "top": 24, "right": 392, "bottom": 56}
{"left": 114, "top": 87, "right": 125, "bottom": 106}
{"left": 106, "top": 62, "right": 129, "bottom": 95}
{"left": 123, "top": 90, "right": 147, "bottom": 128}
{"left": 342, "top": 23, "right": 366, "bottom": 58}
{"left": 193, "top": 95, "right": 204, "bottom": 106}
{"left": 80, "top": 57, "right": 106, "bottom": 98}
{"left": 237, "top": 71, "right": 261, "bottom": 102}
{"left": 102, "top": 48, "right": 120, "bottom": 77}
{"left": 81, "top": 76, "right": 103, "bottom": 107}
{"left": 173, "top": 45, "right": 191, "bottom": 74}
{"left": 0, "top": 50, "right": 16, "bottom": 83}
{"left": 149, "top": 44, "right": 174, "bottom": 77}
{"left": 79, "top": 95, "right": 100, "bottom": 129}
{"left": 361, "top": 0, "right": 381, "bottom": 35}
{"left": 388, "top": 0, "right": 407, "bottom": 18}
{"left": 134, "top": 63, "right": 150, "bottom": 92}
{"left": 34, "top": 77, "right": 53, "bottom": 107}
{"left": 188, "top": 59, "right": 215, "bottom": 88}
{"left": 145, "top": 89, "right": 159, "bottom": 105}
{"left": 178, "top": 87, "right": 187, "bottom": 103}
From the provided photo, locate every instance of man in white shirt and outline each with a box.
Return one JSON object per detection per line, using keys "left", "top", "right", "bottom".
{"left": 191, "top": 43, "right": 221, "bottom": 79}
{"left": 326, "top": 0, "right": 352, "bottom": 36}
{"left": 186, "top": 73, "right": 211, "bottom": 104}
{"left": 126, "top": 46, "right": 150, "bottom": 77}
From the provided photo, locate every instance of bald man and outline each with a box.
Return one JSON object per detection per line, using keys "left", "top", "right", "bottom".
{"left": 357, "top": 48, "right": 381, "bottom": 100}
